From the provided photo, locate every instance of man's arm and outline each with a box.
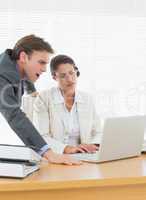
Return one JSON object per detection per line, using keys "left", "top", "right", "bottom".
{"left": 0, "top": 75, "right": 48, "bottom": 152}
{"left": 24, "top": 79, "right": 36, "bottom": 94}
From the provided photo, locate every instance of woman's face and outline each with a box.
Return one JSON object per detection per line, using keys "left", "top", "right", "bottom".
{"left": 54, "top": 63, "right": 77, "bottom": 92}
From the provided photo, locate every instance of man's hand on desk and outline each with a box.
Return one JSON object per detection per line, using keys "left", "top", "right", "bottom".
{"left": 64, "top": 144, "right": 99, "bottom": 154}
{"left": 42, "top": 149, "right": 82, "bottom": 165}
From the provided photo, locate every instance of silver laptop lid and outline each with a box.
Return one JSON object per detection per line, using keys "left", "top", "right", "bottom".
{"left": 98, "top": 115, "right": 146, "bottom": 162}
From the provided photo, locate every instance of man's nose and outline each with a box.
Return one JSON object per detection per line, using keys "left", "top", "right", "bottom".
{"left": 42, "top": 65, "right": 47, "bottom": 72}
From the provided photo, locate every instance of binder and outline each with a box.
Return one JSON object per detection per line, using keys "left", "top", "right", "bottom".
{"left": 0, "top": 160, "right": 39, "bottom": 178}
{"left": 0, "top": 144, "right": 41, "bottom": 163}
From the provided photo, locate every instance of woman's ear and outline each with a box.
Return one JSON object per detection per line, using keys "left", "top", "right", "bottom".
{"left": 74, "top": 66, "right": 80, "bottom": 77}
{"left": 76, "top": 70, "right": 80, "bottom": 77}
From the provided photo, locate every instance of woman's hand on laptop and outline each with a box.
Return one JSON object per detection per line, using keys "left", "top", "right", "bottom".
{"left": 64, "top": 145, "right": 87, "bottom": 154}
{"left": 78, "top": 144, "right": 99, "bottom": 153}
{"left": 64, "top": 144, "right": 99, "bottom": 154}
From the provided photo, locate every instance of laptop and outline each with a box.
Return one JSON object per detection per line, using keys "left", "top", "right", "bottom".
{"left": 71, "top": 116, "right": 146, "bottom": 163}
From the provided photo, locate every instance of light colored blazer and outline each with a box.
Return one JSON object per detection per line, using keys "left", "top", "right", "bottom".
{"left": 33, "top": 87, "right": 102, "bottom": 154}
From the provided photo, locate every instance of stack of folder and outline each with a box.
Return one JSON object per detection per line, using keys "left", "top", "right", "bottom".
{"left": 0, "top": 144, "right": 41, "bottom": 178}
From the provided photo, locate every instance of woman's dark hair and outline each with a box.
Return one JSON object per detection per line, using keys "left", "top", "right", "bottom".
{"left": 50, "top": 54, "right": 80, "bottom": 77}
{"left": 10, "top": 34, "right": 54, "bottom": 60}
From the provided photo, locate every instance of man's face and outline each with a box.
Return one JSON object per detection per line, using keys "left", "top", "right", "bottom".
{"left": 23, "top": 50, "right": 50, "bottom": 82}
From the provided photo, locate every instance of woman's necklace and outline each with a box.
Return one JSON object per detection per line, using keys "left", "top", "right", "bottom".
{"left": 60, "top": 89, "right": 75, "bottom": 112}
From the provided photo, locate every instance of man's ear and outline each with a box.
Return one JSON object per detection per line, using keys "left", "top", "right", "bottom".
{"left": 19, "top": 51, "right": 28, "bottom": 63}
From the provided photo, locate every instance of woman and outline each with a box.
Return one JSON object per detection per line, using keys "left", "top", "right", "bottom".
{"left": 33, "top": 55, "right": 101, "bottom": 154}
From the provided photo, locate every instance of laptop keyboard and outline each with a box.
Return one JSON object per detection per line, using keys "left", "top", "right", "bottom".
{"left": 71, "top": 152, "right": 99, "bottom": 162}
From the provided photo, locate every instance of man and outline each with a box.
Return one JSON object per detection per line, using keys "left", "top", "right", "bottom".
{"left": 0, "top": 35, "right": 81, "bottom": 165}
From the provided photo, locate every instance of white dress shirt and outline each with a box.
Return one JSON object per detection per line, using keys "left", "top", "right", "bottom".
{"left": 58, "top": 89, "right": 80, "bottom": 146}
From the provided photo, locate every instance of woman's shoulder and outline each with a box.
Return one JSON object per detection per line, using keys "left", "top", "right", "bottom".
{"left": 77, "top": 90, "right": 94, "bottom": 103}
{"left": 38, "top": 87, "right": 61, "bottom": 102}
{"left": 34, "top": 87, "right": 57, "bottom": 108}
{"left": 38, "top": 87, "right": 56, "bottom": 96}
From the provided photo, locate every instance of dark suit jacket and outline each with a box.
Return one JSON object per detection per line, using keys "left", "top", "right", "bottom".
{"left": 0, "top": 49, "right": 47, "bottom": 152}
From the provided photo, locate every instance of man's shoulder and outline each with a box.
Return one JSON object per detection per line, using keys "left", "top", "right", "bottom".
{"left": 0, "top": 50, "right": 20, "bottom": 83}
{"left": 0, "top": 50, "right": 13, "bottom": 67}
{"left": 0, "top": 71, "right": 20, "bottom": 84}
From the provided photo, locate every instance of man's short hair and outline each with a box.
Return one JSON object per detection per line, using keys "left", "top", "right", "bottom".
{"left": 12, "top": 34, "right": 54, "bottom": 60}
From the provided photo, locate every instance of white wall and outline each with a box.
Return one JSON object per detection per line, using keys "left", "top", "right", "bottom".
{"left": 0, "top": 0, "right": 146, "bottom": 16}
{"left": 0, "top": 0, "right": 146, "bottom": 144}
